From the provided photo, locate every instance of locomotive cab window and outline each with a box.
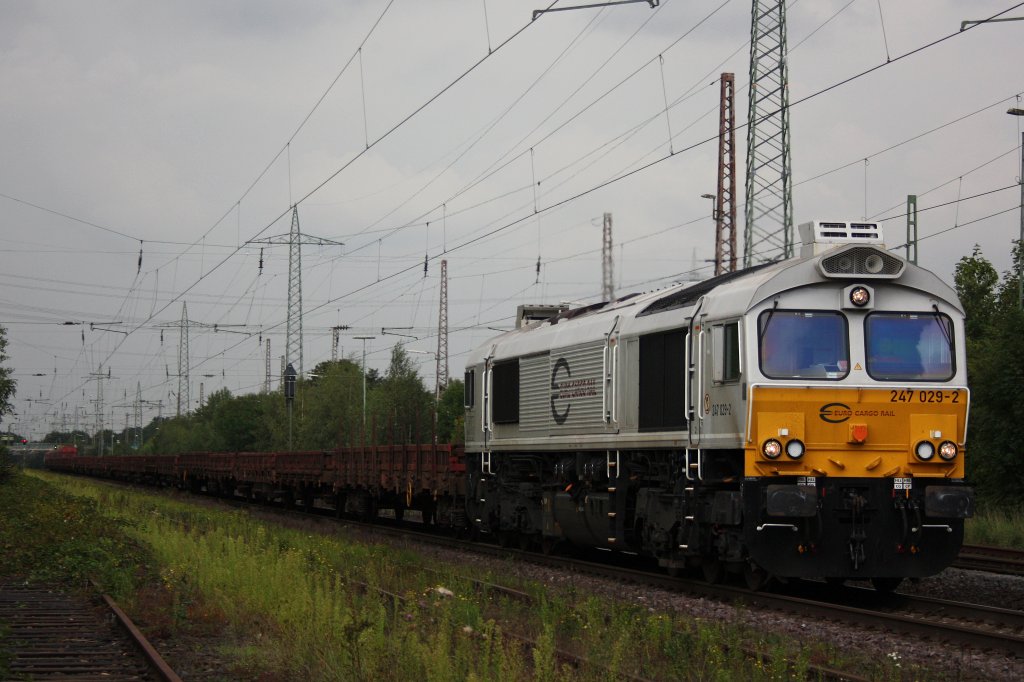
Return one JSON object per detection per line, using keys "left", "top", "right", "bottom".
{"left": 865, "top": 312, "right": 954, "bottom": 381}
{"left": 759, "top": 310, "right": 849, "bottom": 380}
{"left": 491, "top": 360, "right": 520, "bottom": 424}
{"left": 712, "top": 322, "right": 740, "bottom": 383}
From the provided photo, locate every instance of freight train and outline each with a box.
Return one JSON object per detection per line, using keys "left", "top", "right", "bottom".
{"left": 47, "top": 220, "right": 974, "bottom": 590}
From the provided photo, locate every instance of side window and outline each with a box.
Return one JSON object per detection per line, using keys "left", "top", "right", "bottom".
{"left": 464, "top": 369, "right": 475, "bottom": 408}
{"left": 712, "top": 322, "right": 740, "bottom": 383}
{"left": 491, "top": 361, "right": 520, "bottom": 424}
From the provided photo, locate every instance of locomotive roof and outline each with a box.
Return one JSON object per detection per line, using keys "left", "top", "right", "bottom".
{"left": 467, "top": 245, "right": 962, "bottom": 366}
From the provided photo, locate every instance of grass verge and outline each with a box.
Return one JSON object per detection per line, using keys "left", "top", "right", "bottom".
{"left": 965, "top": 506, "right": 1024, "bottom": 549}
{"left": 21, "top": 471, "right": 918, "bottom": 681}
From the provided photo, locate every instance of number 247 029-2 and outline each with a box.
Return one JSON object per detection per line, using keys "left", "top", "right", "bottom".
{"left": 889, "top": 389, "right": 960, "bottom": 404}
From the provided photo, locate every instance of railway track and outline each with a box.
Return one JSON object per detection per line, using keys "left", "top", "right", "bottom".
{"left": 955, "top": 544, "right": 1024, "bottom": 576}
{"left": 0, "top": 582, "right": 181, "bottom": 681}
{"left": 315, "top": 513, "right": 1024, "bottom": 660}
{"left": 493, "top": 547, "right": 1024, "bottom": 659}
{"left": 57, "top": 478, "right": 1024, "bottom": 676}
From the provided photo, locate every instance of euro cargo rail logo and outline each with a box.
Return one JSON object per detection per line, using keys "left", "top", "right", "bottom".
{"left": 819, "top": 402, "right": 852, "bottom": 423}
{"left": 550, "top": 357, "right": 597, "bottom": 425}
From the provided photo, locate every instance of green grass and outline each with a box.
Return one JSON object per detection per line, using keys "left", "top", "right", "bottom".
{"left": 18, "top": 471, "right": 919, "bottom": 681}
{"left": 965, "top": 506, "right": 1024, "bottom": 549}
{"left": 0, "top": 471, "right": 150, "bottom": 596}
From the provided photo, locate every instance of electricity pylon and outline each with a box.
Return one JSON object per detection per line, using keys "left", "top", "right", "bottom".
{"left": 436, "top": 259, "right": 449, "bottom": 399}
{"left": 602, "top": 213, "right": 614, "bottom": 301}
{"left": 249, "top": 206, "right": 343, "bottom": 376}
{"left": 744, "top": 0, "right": 794, "bottom": 267}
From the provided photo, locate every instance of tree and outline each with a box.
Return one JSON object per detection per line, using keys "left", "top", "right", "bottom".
{"left": 211, "top": 392, "right": 272, "bottom": 452}
{"left": 369, "top": 344, "right": 432, "bottom": 444}
{"left": 953, "top": 243, "right": 1024, "bottom": 506}
{"left": 298, "top": 359, "right": 364, "bottom": 448}
{"left": 954, "top": 245, "right": 999, "bottom": 341}
{"left": 437, "top": 379, "right": 465, "bottom": 444}
{"left": 43, "top": 430, "right": 89, "bottom": 445}
{"left": 0, "top": 326, "right": 16, "bottom": 479}
{"left": 0, "top": 326, "right": 15, "bottom": 420}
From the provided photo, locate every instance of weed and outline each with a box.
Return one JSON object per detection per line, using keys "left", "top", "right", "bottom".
{"left": 966, "top": 506, "right": 1024, "bottom": 549}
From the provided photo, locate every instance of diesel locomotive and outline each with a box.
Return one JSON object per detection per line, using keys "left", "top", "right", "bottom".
{"left": 462, "top": 220, "right": 974, "bottom": 589}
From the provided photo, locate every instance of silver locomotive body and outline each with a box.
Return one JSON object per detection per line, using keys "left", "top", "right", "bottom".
{"left": 463, "top": 221, "right": 973, "bottom": 585}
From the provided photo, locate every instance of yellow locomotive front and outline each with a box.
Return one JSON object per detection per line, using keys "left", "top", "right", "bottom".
{"left": 740, "top": 227, "right": 973, "bottom": 585}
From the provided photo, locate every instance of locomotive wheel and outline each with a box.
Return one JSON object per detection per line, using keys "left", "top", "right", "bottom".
{"left": 702, "top": 558, "right": 724, "bottom": 584}
{"left": 743, "top": 563, "right": 770, "bottom": 591}
{"left": 540, "top": 537, "right": 558, "bottom": 555}
{"left": 870, "top": 577, "right": 903, "bottom": 593}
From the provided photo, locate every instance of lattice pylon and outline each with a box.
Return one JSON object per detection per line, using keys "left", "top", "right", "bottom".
{"left": 133, "top": 383, "right": 142, "bottom": 449}
{"left": 744, "top": 0, "right": 794, "bottom": 267}
{"left": 286, "top": 206, "right": 303, "bottom": 376}
{"left": 601, "top": 213, "right": 614, "bottom": 301}
{"left": 436, "top": 259, "right": 449, "bottom": 401}
{"left": 178, "top": 302, "right": 189, "bottom": 416}
{"left": 264, "top": 338, "right": 272, "bottom": 394}
{"left": 716, "top": 73, "right": 738, "bottom": 275}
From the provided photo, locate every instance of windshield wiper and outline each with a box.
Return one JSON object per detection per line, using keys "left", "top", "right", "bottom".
{"left": 930, "top": 303, "right": 954, "bottom": 349}
{"left": 758, "top": 298, "right": 780, "bottom": 345}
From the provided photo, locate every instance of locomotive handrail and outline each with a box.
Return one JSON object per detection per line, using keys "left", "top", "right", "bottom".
{"left": 737, "top": 318, "right": 745, "bottom": 375}
{"left": 683, "top": 331, "right": 692, "bottom": 422}
{"left": 611, "top": 338, "right": 619, "bottom": 424}
{"left": 601, "top": 315, "right": 621, "bottom": 425}
{"left": 697, "top": 327, "right": 706, "bottom": 421}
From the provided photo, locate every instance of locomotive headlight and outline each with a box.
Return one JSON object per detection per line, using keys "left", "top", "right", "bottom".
{"left": 785, "top": 439, "right": 805, "bottom": 459}
{"left": 762, "top": 439, "right": 782, "bottom": 459}
{"left": 864, "top": 253, "right": 885, "bottom": 274}
{"left": 915, "top": 440, "right": 935, "bottom": 461}
{"left": 849, "top": 286, "right": 871, "bottom": 307}
{"left": 938, "top": 440, "right": 958, "bottom": 461}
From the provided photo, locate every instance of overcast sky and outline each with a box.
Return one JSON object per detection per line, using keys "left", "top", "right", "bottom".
{"left": 2, "top": 0, "right": 1022, "bottom": 440}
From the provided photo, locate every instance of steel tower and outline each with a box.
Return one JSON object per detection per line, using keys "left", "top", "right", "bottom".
{"left": 286, "top": 208, "right": 303, "bottom": 375}
{"left": 602, "top": 213, "right": 614, "bottom": 301}
{"left": 744, "top": 0, "right": 794, "bottom": 267}
{"left": 715, "top": 73, "right": 738, "bottom": 275}
{"left": 178, "top": 302, "right": 189, "bottom": 416}
{"left": 436, "top": 259, "right": 449, "bottom": 400}
{"left": 249, "top": 205, "right": 343, "bottom": 377}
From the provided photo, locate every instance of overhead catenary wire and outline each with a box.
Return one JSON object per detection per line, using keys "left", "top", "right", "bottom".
{"left": 12, "top": 2, "right": 1019, "bottom": 432}
{"left": 42, "top": 1, "right": 560, "bottom": 411}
